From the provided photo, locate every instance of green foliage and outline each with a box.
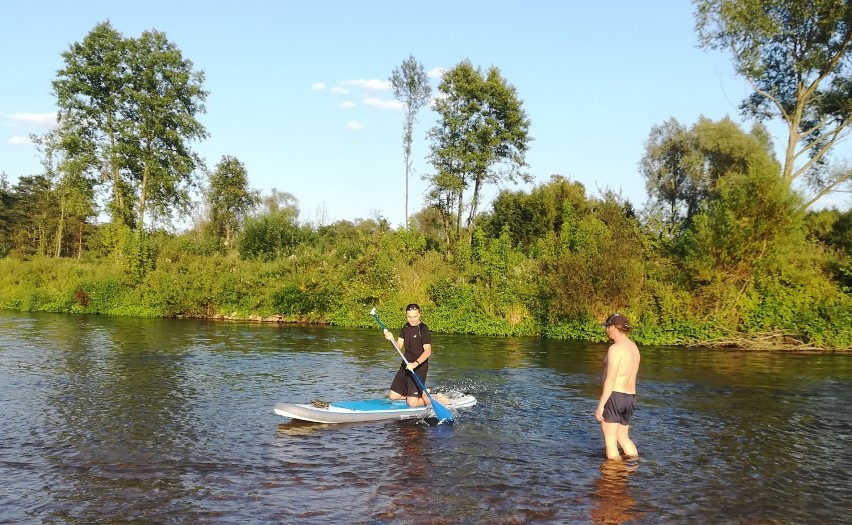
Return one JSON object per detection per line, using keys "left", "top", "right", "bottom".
{"left": 50, "top": 20, "right": 208, "bottom": 244}
{"left": 271, "top": 282, "right": 332, "bottom": 320}
{"left": 238, "top": 213, "right": 310, "bottom": 261}
{"left": 541, "top": 192, "right": 646, "bottom": 324}
{"left": 678, "top": 167, "right": 805, "bottom": 327}
{"left": 695, "top": 0, "right": 852, "bottom": 207}
{"left": 207, "top": 155, "right": 259, "bottom": 251}
{"left": 427, "top": 59, "right": 532, "bottom": 246}
{"left": 806, "top": 208, "right": 852, "bottom": 292}
{"left": 640, "top": 116, "right": 780, "bottom": 235}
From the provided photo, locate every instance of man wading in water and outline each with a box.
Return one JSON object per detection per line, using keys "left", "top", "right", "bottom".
{"left": 595, "top": 313, "right": 640, "bottom": 460}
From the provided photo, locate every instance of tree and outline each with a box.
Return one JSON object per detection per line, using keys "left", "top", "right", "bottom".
{"left": 31, "top": 131, "right": 97, "bottom": 258}
{"left": 695, "top": 0, "right": 852, "bottom": 208}
{"left": 207, "top": 155, "right": 258, "bottom": 251}
{"left": 679, "top": 168, "right": 806, "bottom": 326}
{"left": 640, "top": 116, "right": 780, "bottom": 237}
{"left": 120, "top": 29, "right": 209, "bottom": 230}
{"left": 52, "top": 21, "right": 130, "bottom": 229}
{"left": 8, "top": 175, "right": 56, "bottom": 256}
{"left": 237, "top": 189, "right": 303, "bottom": 261}
{"left": 427, "top": 60, "right": 532, "bottom": 246}
{"left": 390, "top": 56, "right": 432, "bottom": 227}
{"left": 0, "top": 173, "right": 12, "bottom": 256}
{"left": 51, "top": 21, "right": 208, "bottom": 241}
{"left": 541, "top": 191, "right": 645, "bottom": 322}
{"left": 485, "top": 175, "right": 588, "bottom": 253}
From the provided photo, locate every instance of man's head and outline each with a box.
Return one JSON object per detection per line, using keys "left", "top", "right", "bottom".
{"left": 406, "top": 303, "right": 421, "bottom": 325}
{"left": 602, "top": 313, "right": 631, "bottom": 333}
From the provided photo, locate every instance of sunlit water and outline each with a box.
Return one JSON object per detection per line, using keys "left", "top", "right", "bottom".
{"left": 0, "top": 311, "right": 850, "bottom": 524}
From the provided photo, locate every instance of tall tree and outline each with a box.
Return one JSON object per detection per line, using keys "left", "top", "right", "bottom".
{"left": 695, "top": 0, "right": 852, "bottom": 208}
{"left": 0, "top": 173, "right": 16, "bottom": 257}
{"left": 52, "top": 21, "right": 130, "bottom": 228}
{"left": 207, "top": 155, "right": 258, "bottom": 250}
{"left": 120, "top": 28, "right": 208, "bottom": 230}
{"left": 51, "top": 21, "right": 208, "bottom": 241}
{"left": 428, "top": 60, "right": 532, "bottom": 246}
{"left": 390, "top": 56, "right": 432, "bottom": 227}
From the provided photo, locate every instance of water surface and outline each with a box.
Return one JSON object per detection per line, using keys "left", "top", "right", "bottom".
{"left": 0, "top": 311, "right": 849, "bottom": 523}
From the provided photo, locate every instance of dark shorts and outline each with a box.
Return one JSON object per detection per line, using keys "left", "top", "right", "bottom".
{"left": 602, "top": 392, "right": 636, "bottom": 425}
{"left": 390, "top": 364, "right": 427, "bottom": 398}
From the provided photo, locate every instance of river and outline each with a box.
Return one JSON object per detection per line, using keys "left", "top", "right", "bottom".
{"left": 0, "top": 311, "right": 850, "bottom": 524}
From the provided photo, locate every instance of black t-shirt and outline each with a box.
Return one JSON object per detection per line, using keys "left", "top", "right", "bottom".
{"left": 399, "top": 322, "right": 432, "bottom": 363}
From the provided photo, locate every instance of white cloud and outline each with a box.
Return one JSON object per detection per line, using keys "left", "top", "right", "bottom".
{"left": 363, "top": 97, "right": 402, "bottom": 111}
{"left": 338, "top": 101, "right": 356, "bottom": 109}
{"left": 346, "top": 120, "right": 365, "bottom": 130}
{"left": 311, "top": 82, "right": 327, "bottom": 90}
{"left": 8, "top": 135, "right": 31, "bottom": 145}
{"left": 1, "top": 112, "right": 56, "bottom": 128}
{"left": 331, "top": 86, "right": 349, "bottom": 94}
{"left": 427, "top": 67, "right": 445, "bottom": 79}
{"left": 340, "top": 78, "right": 391, "bottom": 92}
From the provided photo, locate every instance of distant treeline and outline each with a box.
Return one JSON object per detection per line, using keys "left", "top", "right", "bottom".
{"left": 1, "top": 172, "right": 850, "bottom": 349}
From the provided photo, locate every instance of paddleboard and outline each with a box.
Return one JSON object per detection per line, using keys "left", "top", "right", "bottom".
{"left": 273, "top": 394, "right": 477, "bottom": 424}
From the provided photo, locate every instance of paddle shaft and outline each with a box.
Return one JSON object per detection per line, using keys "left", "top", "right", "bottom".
{"left": 370, "top": 310, "right": 453, "bottom": 422}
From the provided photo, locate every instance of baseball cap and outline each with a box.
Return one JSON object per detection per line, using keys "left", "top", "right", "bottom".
{"left": 602, "top": 313, "right": 631, "bottom": 330}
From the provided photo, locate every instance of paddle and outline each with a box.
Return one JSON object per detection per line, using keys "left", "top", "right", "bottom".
{"left": 370, "top": 307, "right": 454, "bottom": 423}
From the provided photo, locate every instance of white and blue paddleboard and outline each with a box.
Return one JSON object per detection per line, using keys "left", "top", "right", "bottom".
{"left": 274, "top": 394, "right": 476, "bottom": 424}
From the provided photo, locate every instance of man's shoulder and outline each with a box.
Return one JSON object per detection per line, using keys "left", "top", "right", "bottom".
{"left": 609, "top": 339, "right": 637, "bottom": 355}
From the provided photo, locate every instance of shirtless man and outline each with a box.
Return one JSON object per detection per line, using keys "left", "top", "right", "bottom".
{"left": 595, "top": 313, "right": 640, "bottom": 460}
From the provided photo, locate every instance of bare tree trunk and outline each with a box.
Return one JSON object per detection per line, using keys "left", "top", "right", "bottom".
{"left": 466, "top": 176, "right": 482, "bottom": 245}
{"left": 77, "top": 221, "right": 83, "bottom": 259}
{"left": 54, "top": 204, "right": 65, "bottom": 257}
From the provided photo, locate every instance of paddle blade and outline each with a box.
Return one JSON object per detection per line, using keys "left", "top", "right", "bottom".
{"left": 429, "top": 398, "right": 454, "bottom": 423}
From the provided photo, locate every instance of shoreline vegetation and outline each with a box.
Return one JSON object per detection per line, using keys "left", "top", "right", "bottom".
{"left": 1, "top": 213, "right": 849, "bottom": 351}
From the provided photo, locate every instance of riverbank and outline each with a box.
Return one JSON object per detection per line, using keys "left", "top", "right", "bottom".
{"left": 1, "top": 254, "right": 849, "bottom": 351}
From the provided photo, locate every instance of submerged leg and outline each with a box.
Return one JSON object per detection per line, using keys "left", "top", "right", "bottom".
{"left": 601, "top": 421, "right": 623, "bottom": 460}
{"left": 616, "top": 424, "right": 638, "bottom": 457}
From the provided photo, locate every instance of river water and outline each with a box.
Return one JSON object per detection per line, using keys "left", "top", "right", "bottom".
{"left": 0, "top": 311, "right": 850, "bottom": 524}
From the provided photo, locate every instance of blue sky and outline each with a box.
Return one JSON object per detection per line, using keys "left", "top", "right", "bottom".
{"left": 2, "top": 1, "right": 849, "bottom": 228}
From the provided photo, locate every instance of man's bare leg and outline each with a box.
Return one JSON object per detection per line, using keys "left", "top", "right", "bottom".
{"left": 616, "top": 425, "right": 638, "bottom": 457}
{"left": 601, "top": 421, "right": 623, "bottom": 460}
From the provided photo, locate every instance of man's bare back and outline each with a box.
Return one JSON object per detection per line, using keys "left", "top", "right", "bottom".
{"left": 602, "top": 339, "right": 640, "bottom": 394}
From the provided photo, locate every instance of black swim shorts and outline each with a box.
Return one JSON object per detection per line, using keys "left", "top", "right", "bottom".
{"left": 390, "top": 364, "right": 427, "bottom": 398}
{"left": 601, "top": 391, "right": 636, "bottom": 425}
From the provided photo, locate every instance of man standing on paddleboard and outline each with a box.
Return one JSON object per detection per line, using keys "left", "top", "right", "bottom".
{"left": 595, "top": 313, "right": 640, "bottom": 460}
{"left": 385, "top": 303, "right": 433, "bottom": 407}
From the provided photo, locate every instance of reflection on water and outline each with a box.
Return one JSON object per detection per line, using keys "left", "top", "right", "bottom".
{"left": 0, "top": 311, "right": 850, "bottom": 524}
{"left": 591, "top": 459, "right": 639, "bottom": 525}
